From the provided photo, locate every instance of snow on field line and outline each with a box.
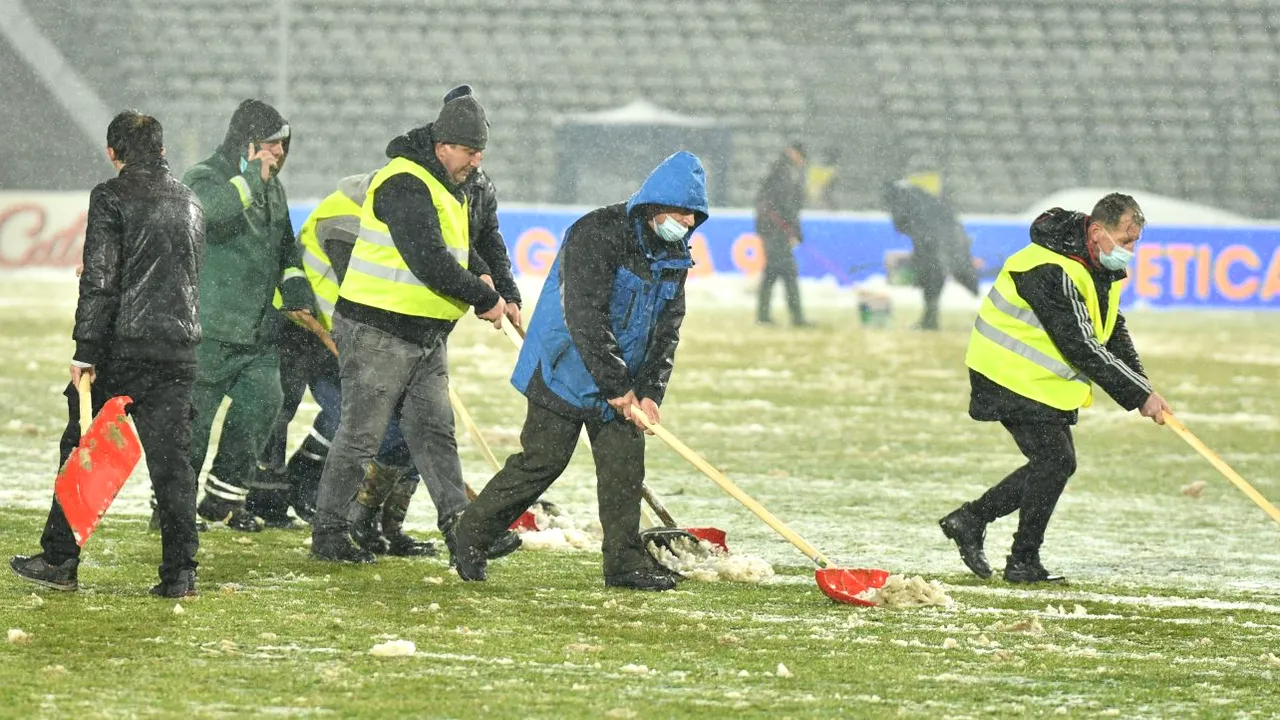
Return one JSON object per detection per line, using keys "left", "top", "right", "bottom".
{"left": 957, "top": 586, "right": 1280, "bottom": 614}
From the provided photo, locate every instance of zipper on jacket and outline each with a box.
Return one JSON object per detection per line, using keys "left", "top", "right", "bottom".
{"left": 621, "top": 293, "right": 638, "bottom": 328}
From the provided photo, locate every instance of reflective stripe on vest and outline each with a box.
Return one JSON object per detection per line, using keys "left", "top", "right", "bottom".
{"left": 274, "top": 187, "right": 358, "bottom": 331}
{"left": 965, "top": 243, "right": 1121, "bottom": 411}
{"left": 338, "top": 157, "right": 470, "bottom": 320}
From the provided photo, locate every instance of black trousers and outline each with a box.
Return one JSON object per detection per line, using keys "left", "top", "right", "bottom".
{"left": 454, "top": 398, "right": 649, "bottom": 577}
{"left": 261, "top": 322, "right": 339, "bottom": 472}
{"left": 757, "top": 235, "right": 804, "bottom": 324}
{"left": 41, "top": 360, "right": 199, "bottom": 582}
{"left": 968, "top": 422, "right": 1077, "bottom": 556}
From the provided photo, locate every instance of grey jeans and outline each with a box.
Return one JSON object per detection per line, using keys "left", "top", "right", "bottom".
{"left": 312, "top": 315, "right": 469, "bottom": 535}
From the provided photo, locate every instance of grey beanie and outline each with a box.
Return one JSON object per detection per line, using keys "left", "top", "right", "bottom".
{"left": 433, "top": 96, "right": 488, "bottom": 150}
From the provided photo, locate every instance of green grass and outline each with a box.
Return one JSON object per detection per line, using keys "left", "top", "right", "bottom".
{"left": 2, "top": 278, "right": 1280, "bottom": 718}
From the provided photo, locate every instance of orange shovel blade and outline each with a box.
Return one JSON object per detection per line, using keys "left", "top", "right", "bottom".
{"left": 815, "top": 567, "right": 891, "bottom": 607}
{"left": 53, "top": 396, "right": 142, "bottom": 547}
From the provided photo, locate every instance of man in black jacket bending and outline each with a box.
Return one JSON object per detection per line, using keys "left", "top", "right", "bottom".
{"left": 11, "top": 111, "right": 205, "bottom": 598}
{"left": 939, "top": 193, "right": 1171, "bottom": 584}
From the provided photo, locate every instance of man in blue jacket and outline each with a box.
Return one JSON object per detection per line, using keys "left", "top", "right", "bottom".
{"left": 453, "top": 152, "right": 708, "bottom": 591}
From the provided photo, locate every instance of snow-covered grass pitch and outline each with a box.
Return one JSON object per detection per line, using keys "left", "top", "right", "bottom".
{"left": 2, "top": 274, "right": 1279, "bottom": 718}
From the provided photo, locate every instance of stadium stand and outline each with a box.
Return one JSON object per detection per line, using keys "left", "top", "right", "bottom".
{"left": 5, "top": 0, "right": 1279, "bottom": 216}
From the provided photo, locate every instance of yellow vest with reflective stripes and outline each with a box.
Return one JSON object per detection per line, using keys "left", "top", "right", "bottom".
{"left": 338, "top": 157, "right": 469, "bottom": 319}
{"left": 272, "top": 188, "right": 359, "bottom": 330}
{"left": 965, "top": 244, "right": 1121, "bottom": 411}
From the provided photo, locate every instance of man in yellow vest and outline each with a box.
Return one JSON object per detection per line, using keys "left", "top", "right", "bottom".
{"left": 939, "top": 193, "right": 1171, "bottom": 583}
{"left": 309, "top": 94, "right": 506, "bottom": 563}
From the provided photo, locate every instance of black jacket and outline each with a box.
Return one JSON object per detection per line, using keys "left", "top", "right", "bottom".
{"left": 754, "top": 155, "right": 805, "bottom": 243}
{"left": 73, "top": 159, "right": 204, "bottom": 366}
{"left": 883, "top": 180, "right": 979, "bottom": 293}
{"left": 524, "top": 202, "right": 691, "bottom": 419}
{"left": 463, "top": 168, "right": 521, "bottom": 307}
{"left": 333, "top": 124, "right": 501, "bottom": 346}
{"left": 970, "top": 208, "right": 1152, "bottom": 425}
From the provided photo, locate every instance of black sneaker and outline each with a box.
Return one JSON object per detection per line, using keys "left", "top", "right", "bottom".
{"left": 385, "top": 531, "right": 438, "bottom": 557}
{"left": 486, "top": 531, "right": 522, "bottom": 560}
{"left": 1003, "top": 552, "right": 1066, "bottom": 584}
{"left": 9, "top": 554, "right": 78, "bottom": 592}
{"left": 310, "top": 532, "right": 376, "bottom": 564}
{"left": 604, "top": 567, "right": 677, "bottom": 592}
{"left": 454, "top": 544, "right": 488, "bottom": 582}
{"left": 939, "top": 504, "right": 992, "bottom": 579}
{"left": 150, "top": 569, "right": 197, "bottom": 598}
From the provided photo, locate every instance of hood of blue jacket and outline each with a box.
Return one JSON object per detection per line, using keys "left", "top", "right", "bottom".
{"left": 625, "top": 151, "right": 710, "bottom": 230}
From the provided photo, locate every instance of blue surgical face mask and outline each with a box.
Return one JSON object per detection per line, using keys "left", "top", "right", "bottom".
{"left": 653, "top": 216, "right": 688, "bottom": 244}
{"left": 239, "top": 156, "right": 249, "bottom": 173}
{"left": 1098, "top": 227, "right": 1135, "bottom": 271}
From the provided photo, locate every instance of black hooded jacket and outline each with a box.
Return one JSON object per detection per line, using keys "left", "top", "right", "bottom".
{"left": 73, "top": 158, "right": 204, "bottom": 366}
{"left": 463, "top": 167, "right": 520, "bottom": 306}
{"left": 333, "top": 125, "right": 501, "bottom": 346}
{"left": 969, "top": 208, "right": 1152, "bottom": 425}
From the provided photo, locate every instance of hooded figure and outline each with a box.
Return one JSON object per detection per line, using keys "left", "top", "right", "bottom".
{"left": 454, "top": 152, "right": 709, "bottom": 592}
{"left": 182, "top": 98, "right": 314, "bottom": 532}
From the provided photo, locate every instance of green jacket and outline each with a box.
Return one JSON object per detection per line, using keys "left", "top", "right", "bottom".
{"left": 183, "top": 151, "right": 314, "bottom": 346}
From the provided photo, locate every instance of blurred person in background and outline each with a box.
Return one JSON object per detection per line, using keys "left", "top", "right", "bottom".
{"left": 939, "top": 193, "right": 1172, "bottom": 584}
{"left": 882, "top": 172, "right": 980, "bottom": 330}
{"left": 309, "top": 92, "right": 506, "bottom": 563}
{"left": 11, "top": 111, "right": 205, "bottom": 598}
{"left": 452, "top": 151, "right": 708, "bottom": 592}
{"left": 755, "top": 142, "right": 810, "bottom": 327}
{"left": 183, "top": 99, "right": 317, "bottom": 532}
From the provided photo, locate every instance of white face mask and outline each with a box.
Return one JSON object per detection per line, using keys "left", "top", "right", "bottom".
{"left": 653, "top": 216, "right": 688, "bottom": 244}
{"left": 1098, "top": 226, "right": 1134, "bottom": 271}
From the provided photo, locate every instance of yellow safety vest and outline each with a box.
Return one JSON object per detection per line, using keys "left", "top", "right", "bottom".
{"left": 338, "top": 157, "right": 469, "bottom": 319}
{"left": 272, "top": 188, "right": 360, "bottom": 330}
{"left": 965, "top": 244, "right": 1121, "bottom": 411}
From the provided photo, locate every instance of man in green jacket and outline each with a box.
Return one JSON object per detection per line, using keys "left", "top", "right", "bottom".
{"left": 183, "top": 99, "right": 316, "bottom": 531}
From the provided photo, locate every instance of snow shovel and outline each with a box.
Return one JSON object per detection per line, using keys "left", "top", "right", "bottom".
{"left": 629, "top": 407, "right": 890, "bottom": 606}
{"left": 53, "top": 374, "right": 143, "bottom": 546}
{"left": 498, "top": 322, "right": 719, "bottom": 550}
{"left": 447, "top": 384, "right": 547, "bottom": 532}
{"left": 1165, "top": 413, "right": 1280, "bottom": 527}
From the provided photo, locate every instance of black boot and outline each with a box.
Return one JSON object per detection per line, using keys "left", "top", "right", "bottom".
{"left": 486, "top": 530, "right": 522, "bottom": 560}
{"left": 197, "top": 490, "right": 262, "bottom": 533}
{"left": 285, "top": 436, "right": 327, "bottom": 524}
{"left": 310, "top": 531, "right": 376, "bottom": 564}
{"left": 939, "top": 503, "right": 992, "bottom": 578}
{"left": 150, "top": 569, "right": 198, "bottom": 598}
{"left": 245, "top": 463, "right": 296, "bottom": 529}
{"left": 10, "top": 554, "right": 78, "bottom": 592}
{"left": 349, "top": 462, "right": 397, "bottom": 554}
{"left": 381, "top": 475, "right": 438, "bottom": 557}
{"left": 605, "top": 567, "right": 677, "bottom": 592}
{"left": 1003, "top": 551, "right": 1066, "bottom": 584}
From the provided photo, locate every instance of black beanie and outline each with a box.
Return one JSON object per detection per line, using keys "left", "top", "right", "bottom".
{"left": 433, "top": 96, "right": 488, "bottom": 151}
{"left": 218, "top": 99, "right": 290, "bottom": 159}
{"left": 443, "top": 84, "right": 473, "bottom": 105}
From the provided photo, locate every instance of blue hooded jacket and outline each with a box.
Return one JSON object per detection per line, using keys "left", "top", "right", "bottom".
{"left": 512, "top": 152, "right": 709, "bottom": 418}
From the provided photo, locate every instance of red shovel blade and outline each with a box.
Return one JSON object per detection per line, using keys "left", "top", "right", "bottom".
{"left": 815, "top": 567, "right": 892, "bottom": 607}
{"left": 509, "top": 511, "right": 539, "bottom": 532}
{"left": 685, "top": 527, "right": 729, "bottom": 551}
{"left": 53, "top": 396, "right": 142, "bottom": 547}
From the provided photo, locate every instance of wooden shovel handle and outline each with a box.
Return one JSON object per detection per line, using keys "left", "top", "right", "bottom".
{"left": 76, "top": 374, "right": 92, "bottom": 438}
{"left": 1165, "top": 413, "right": 1280, "bottom": 526}
{"left": 631, "top": 408, "right": 833, "bottom": 568}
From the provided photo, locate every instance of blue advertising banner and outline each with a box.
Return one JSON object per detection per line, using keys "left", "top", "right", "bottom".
{"left": 287, "top": 205, "right": 1280, "bottom": 309}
